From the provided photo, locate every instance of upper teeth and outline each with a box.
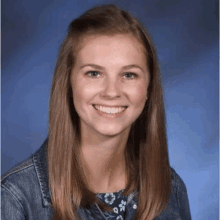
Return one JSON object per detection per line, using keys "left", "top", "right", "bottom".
{"left": 94, "top": 105, "right": 126, "bottom": 114}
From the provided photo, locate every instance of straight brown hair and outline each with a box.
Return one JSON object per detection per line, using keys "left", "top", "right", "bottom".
{"left": 48, "top": 4, "right": 171, "bottom": 220}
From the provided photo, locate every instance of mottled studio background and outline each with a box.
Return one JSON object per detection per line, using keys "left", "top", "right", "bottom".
{"left": 2, "top": 0, "right": 219, "bottom": 219}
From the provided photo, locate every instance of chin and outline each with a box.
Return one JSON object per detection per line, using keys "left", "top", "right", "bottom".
{"left": 95, "top": 124, "right": 131, "bottom": 137}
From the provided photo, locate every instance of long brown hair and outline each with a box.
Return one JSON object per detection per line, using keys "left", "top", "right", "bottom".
{"left": 48, "top": 4, "right": 171, "bottom": 220}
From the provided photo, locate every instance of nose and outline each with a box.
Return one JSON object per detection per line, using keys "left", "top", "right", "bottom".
{"left": 100, "top": 75, "right": 121, "bottom": 99}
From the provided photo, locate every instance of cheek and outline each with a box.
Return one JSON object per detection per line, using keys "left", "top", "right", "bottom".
{"left": 129, "top": 85, "right": 147, "bottom": 104}
{"left": 72, "top": 81, "right": 97, "bottom": 105}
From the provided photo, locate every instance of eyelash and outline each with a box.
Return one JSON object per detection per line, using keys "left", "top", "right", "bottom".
{"left": 85, "top": 71, "right": 138, "bottom": 80}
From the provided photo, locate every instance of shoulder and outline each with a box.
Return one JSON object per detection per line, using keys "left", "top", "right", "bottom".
{"left": 1, "top": 153, "right": 38, "bottom": 215}
{"left": 1, "top": 139, "right": 48, "bottom": 187}
{"left": 1, "top": 151, "right": 40, "bottom": 207}
{"left": 1, "top": 153, "right": 35, "bottom": 184}
{"left": 169, "top": 166, "right": 191, "bottom": 215}
{"left": 1, "top": 141, "right": 53, "bottom": 219}
{"left": 170, "top": 166, "right": 188, "bottom": 192}
{"left": 168, "top": 167, "right": 192, "bottom": 219}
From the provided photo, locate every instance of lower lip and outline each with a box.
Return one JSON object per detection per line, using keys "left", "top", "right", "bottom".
{"left": 93, "top": 105, "right": 127, "bottom": 118}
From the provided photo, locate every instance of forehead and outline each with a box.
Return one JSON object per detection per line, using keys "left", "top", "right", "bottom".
{"left": 75, "top": 34, "right": 147, "bottom": 65}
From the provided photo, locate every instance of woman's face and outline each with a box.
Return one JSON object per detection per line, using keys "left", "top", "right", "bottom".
{"left": 71, "top": 34, "right": 150, "bottom": 139}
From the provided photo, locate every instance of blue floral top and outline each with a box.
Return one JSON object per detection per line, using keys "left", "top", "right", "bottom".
{"left": 95, "top": 189, "right": 129, "bottom": 220}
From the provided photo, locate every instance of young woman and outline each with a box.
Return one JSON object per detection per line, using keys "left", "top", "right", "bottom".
{"left": 1, "top": 4, "right": 192, "bottom": 220}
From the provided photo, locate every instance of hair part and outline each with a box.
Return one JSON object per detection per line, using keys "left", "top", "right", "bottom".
{"left": 48, "top": 4, "right": 171, "bottom": 220}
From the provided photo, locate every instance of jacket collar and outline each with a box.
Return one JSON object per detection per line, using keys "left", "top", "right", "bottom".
{"left": 33, "top": 139, "right": 52, "bottom": 207}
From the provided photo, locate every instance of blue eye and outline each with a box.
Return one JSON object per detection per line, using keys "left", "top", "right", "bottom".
{"left": 85, "top": 71, "right": 138, "bottom": 80}
{"left": 86, "top": 71, "right": 99, "bottom": 77}
{"left": 124, "top": 72, "right": 138, "bottom": 80}
{"left": 86, "top": 71, "right": 101, "bottom": 77}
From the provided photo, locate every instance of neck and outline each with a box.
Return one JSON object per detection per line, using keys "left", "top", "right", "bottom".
{"left": 79, "top": 129, "right": 130, "bottom": 193}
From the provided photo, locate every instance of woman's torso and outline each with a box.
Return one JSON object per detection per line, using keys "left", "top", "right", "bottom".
{"left": 1, "top": 140, "right": 191, "bottom": 220}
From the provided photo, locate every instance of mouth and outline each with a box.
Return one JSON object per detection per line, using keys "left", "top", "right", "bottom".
{"left": 92, "top": 104, "right": 128, "bottom": 114}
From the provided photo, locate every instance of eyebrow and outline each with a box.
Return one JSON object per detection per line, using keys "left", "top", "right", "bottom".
{"left": 79, "top": 63, "right": 144, "bottom": 72}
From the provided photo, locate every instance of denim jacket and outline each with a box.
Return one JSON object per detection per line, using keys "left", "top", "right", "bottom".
{"left": 1, "top": 139, "right": 192, "bottom": 220}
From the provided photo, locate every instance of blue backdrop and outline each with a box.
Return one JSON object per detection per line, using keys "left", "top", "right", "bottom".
{"left": 2, "top": 0, "right": 219, "bottom": 219}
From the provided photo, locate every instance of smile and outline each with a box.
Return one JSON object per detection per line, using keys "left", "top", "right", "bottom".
{"left": 93, "top": 105, "right": 127, "bottom": 114}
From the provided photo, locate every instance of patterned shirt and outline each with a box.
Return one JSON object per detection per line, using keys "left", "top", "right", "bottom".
{"left": 95, "top": 189, "right": 129, "bottom": 220}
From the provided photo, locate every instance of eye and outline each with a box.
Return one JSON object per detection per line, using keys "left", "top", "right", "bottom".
{"left": 123, "top": 72, "right": 138, "bottom": 80}
{"left": 85, "top": 71, "right": 138, "bottom": 80}
{"left": 85, "top": 71, "right": 101, "bottom": 78}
